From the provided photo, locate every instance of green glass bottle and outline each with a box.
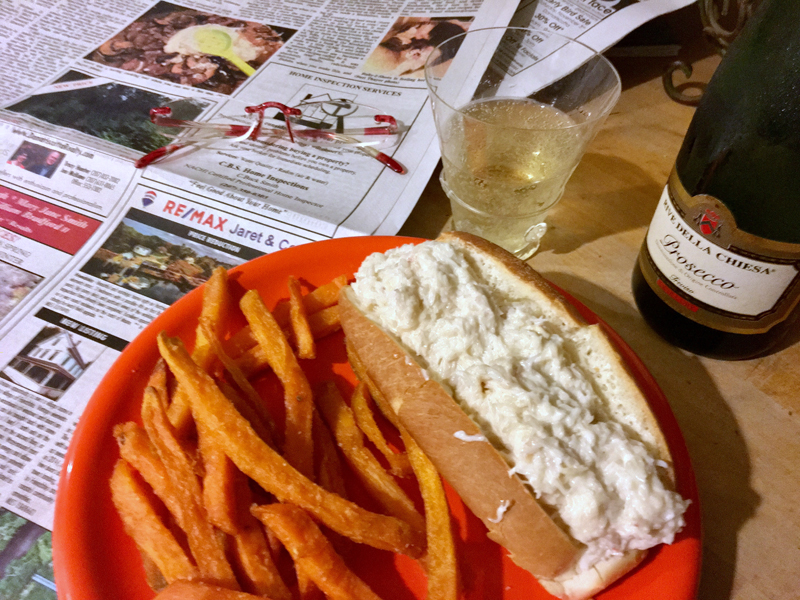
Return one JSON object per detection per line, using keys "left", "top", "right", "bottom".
{"left": 632, "top": 0, "right": 800, "bottom": 359}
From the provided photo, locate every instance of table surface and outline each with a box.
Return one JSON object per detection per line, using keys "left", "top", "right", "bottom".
{"left": 400, "top": 50, "right": 800, "bottom": 600}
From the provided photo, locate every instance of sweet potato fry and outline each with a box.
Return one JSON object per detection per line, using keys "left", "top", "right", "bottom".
{"left": 142, "top": 360, "right": 198, "bottom": 474}
{"left": 196, "top": 415, "right": 291, "bottom": 600}
{"left": 168, "top": 267, "right": 231, "bottom": 433}
{"left": 316, "top": 381, "right": 425, "bottom": 533}
{"left": 235, "top": 305, "right": 342, "bottom": 377}
{"left": 138, "top": 547, "right": 168, "bottom": 592}
{"left": 252, "top": 503, "right": 384, "bottom": 600}
{"left": 141, "top": 385, "right": 238, "bottom": 589}
{"left": 153, "top": 580, "right": 269, "bottom": 600}
{"left": 157, "top": 333, "right": 425, "bottom": 557}
{"left": 288, "top": 276, "right": 316, "bottom": 359}
{"left": 224, "top": 323, "right": 260, "bottom": 358}
{"left": 199, "top": 319, "right": 276, "bottom": 446}
{"left": 145, "top": 360, "right": 199, "bottom": 465}
{"left": 141, "top": 386, "right": 204, "bottom": 512}
{"left": 166, "top": 386, "right": 196, "bottom": 442}
{"left": 272, "top": 274, "right": 348, "bottom": 327}
{"left": 232, "top": 525, "right": 292, "bottom": 600}
{"left": 240, "top": 289, "right": 314, "bottom": 479}
{"left": 114, "top": 420, "right": 204, "bottom": 533}
{"left": 218, "top": 380, "right": 276, "bottom": 448}
{"left": 226, "top": 275, "right": 348, "bottom": 360}
{"left": 116, "top": 419, "right": 250, "bottom": 589}
{"left": 307, "top": 305, "right": 341, "bottom": 338}
{"left": 313, "top": 411, "right": 348, "bottom": 499}
{"left": 197, "top": 423, "right": 240, "bottom": 536}
{"left": 110, "top": 459, "right": 199, "bottom": 584}
{"left": 402, "top": 429, "right": 459, "bottom": 600}
{"left": 146, "top": 357, "right": 169, "bottom": 394}
{"left": 114, "top": 422, "right": 173, "bottom": 507}
{"left": 350, "top": 382, "right": 412, "bottom": 478}
{"left": 193, "top": 267, "right": 232, "bottom": 369}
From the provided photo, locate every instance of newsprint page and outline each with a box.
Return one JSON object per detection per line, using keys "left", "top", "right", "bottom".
{"left": 0, "top": 0, "right": 693, "bottom": 596}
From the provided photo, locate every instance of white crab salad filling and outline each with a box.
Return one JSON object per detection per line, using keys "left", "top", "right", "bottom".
{"left": 351, "top": 240, "right": 688, "bottom": 572}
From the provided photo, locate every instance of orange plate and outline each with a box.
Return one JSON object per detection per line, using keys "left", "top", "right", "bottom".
{"left": 53, "top": 236, "right": 701, "bottom": 600}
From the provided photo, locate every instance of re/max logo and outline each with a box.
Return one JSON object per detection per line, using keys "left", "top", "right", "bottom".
{"left": 163, "top": 200, "right": 227, "bottom": 231}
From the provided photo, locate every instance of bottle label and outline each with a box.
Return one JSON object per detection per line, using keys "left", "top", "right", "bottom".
{"left": 640, "top": 169, "right": 800, "bottom": 333}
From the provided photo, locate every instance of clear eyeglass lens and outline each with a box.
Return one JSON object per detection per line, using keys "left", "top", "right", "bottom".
{"left": 285, "top": 100, "right": 400, "bottom": 148}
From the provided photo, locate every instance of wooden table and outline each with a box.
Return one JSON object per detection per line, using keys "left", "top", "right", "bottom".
{"left": 400, "top": 49, "right": 800, "bottom": 600}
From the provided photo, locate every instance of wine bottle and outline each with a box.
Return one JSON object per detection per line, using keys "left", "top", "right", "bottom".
{"left": 632, "top": 0, "right": 800, "bottom": 360}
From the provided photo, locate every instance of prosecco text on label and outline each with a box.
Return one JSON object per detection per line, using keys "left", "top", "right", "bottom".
{"left": 658, "top": 236, "right": 738, "bottom": 289}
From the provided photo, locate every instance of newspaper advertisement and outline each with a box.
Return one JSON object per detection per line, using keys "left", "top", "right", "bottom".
{"left": 0, "top": 0, "right": 694, "bottom": 595}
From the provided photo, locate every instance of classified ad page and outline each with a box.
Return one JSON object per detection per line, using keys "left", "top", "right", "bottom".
{"left": 0, "top": 153, "right": 137, "bottom": 343}
{"left": 0, "top": 114, "right": 142, "bottom": 539}
{"left": 0, "top": 117, "right": 142, "bottom": 330}
{"left": 0, "top": 176, "right": 301, "bottom": 531}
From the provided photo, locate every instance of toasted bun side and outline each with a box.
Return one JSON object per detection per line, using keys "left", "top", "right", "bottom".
{"left": 339, "top": 288, "right": 580, "bottom": 579}
{"left": 439, "top": 232, "right": 676, "bottom": 475}
{"left": 538, "top": 549, "right": 647, "bottom": 600}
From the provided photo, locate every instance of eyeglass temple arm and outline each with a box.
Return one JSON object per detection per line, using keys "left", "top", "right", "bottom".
{"left": 134, "top": 108, "right": 186, "bottom": 167}
{"left": 148, "top": 106, "right": 187, "bottom": 128}
{"left": 366, "top": 116, "right": 404, "bottom": 173}
{"left": 367, "top": 115, "right": 398, "bottom": 135}
{"left": 136, "top": 145, "right": 181, "bottom": 168}
{"left": 358, "top": 146, "right": 406, "bottom": 174}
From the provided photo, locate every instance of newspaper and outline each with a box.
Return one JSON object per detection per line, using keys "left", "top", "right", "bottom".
{"left": 0, "top": 0, "right": 694, "bottom": 594}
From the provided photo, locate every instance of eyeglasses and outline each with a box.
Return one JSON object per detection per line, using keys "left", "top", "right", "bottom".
{"left": 136, "top": 98, "right": 406, "bottom": 173}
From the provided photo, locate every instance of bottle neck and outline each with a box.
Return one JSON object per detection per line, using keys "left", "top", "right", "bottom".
{"left": 674, "top": 0, "right": 800, "bottom": 243}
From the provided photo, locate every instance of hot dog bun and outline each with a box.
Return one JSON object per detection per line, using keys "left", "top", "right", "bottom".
{"left": 338, "top": 232, "right": 688, "bottom": 600}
